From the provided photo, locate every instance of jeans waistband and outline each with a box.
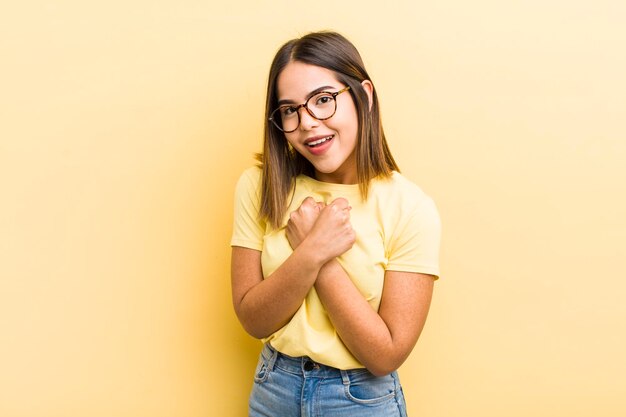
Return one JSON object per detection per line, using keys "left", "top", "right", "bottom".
{"left": 261, "top": 343, "right": 375, "bottom": 381}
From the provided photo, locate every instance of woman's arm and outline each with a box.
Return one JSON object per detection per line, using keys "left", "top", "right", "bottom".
{"left": 231, "top": 197, "right": 355, "bottom": 339}
{"left": 231, "top": 245, "right": 322, "bottom": 339}
{"left": 314, "top": 262, "right": 434, "bottom": 376}
{"left": 284, "top": 196, "right": 436, "bottom": 375}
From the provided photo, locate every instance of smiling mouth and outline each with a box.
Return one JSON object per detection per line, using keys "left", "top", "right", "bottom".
{"left": 306, "top": 135, "right": 334, "bottom": 148}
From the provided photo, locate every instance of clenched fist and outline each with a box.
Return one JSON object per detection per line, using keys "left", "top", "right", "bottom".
{"left": 287, "top": 197, "right": 356, "bottom": 265}
{"left": 286, "top": 197, "right": 325, "bottom": 249}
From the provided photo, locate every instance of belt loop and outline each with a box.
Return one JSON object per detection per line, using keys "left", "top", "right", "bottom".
{"left": 340, "top": 370, "right": 350, "bottom": 385}
{"left": 265, "top": 343, "right": 278, "bottom": 372}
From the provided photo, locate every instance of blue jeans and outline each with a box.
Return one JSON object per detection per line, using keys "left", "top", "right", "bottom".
{"left": 249, "top": 343, "right": 408, "bottom": 416}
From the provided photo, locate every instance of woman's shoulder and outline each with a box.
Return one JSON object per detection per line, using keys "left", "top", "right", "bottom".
{"left": 233, "top": 166, "right": 263, "bottom": 202}
{"left": 375, "top": 172, "right": 441, "bottom": 237}
{"left": 236, "top": 165, "right": 263, "bottom": 187}
{"left": 239, "top": 165, "right": 262, "bottom": 179}
{"left": 373, "top": 171, "right": 435, "bottom": 205}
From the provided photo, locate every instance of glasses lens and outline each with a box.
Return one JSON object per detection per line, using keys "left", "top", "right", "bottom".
{"left": 307, "top": 93, "right": 336, "bottom": 120}
{"left": 270, "top": 106, "right": 299, "bottom": 132}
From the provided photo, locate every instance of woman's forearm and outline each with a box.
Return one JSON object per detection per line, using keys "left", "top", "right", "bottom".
{"left": 314, "top": 260, "right": 428, "bottom": 376}
{"left": 314, "top": 261, "right": 395, "bottom": 375}
{"left": 232, "top": 243, "right": 324, "bottom": 339}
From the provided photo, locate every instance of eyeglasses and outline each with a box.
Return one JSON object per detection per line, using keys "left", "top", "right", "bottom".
{"left": 269, "top": 86, "right": 351, "bottom": 133}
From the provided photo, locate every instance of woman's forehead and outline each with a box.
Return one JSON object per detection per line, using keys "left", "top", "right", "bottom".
{"left": 276, "top": 62, "right": 340, "bottom": 101}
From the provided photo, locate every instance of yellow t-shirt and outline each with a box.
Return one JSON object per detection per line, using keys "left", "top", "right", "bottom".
{"left": 231, "top": 166, "right": 441, "bottom": 369}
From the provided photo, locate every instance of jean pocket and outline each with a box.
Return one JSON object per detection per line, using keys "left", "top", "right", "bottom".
{"left": 343, "top": 370, "right": 397, "bottom": 405}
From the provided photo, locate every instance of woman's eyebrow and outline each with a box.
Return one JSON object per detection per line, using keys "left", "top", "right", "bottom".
{"left": 277, "top": 85, "right": 337, "bottom": 106}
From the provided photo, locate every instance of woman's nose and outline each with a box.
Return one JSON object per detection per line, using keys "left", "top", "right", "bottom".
{"left": 298, "top": 108, "right": 319, "bottom": 130}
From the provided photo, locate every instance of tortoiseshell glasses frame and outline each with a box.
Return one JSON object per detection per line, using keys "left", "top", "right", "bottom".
{"left": 268, "top": 86, "right": 351, "bottom": 133}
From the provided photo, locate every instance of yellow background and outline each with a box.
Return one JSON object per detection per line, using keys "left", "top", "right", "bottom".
{"left": 2, "top": 1, "right": 625, "bottom": 416}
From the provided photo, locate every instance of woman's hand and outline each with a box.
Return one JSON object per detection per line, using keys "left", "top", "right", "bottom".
{"left": 302, "top": 197, "right": 356, "bottom": 265}
{"left": 286, "top": 197, "right": 325, "bottom": 249}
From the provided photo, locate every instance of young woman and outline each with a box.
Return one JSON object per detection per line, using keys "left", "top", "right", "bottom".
{"left": 231, "top": 31, "right": 441, "bottom": 416}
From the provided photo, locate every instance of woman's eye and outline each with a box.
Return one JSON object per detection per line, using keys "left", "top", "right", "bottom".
{"left": 316, "top": 95, "right": 332, "bottom": 105}
{"left": 282, "top": 106, "right": 297, "bottom": 116}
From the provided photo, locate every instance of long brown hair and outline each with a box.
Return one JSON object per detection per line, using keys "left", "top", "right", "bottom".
{"left": 258, "top": 31, "right": 399, "bottom": 229}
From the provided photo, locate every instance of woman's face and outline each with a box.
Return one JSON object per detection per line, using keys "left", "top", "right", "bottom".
{"left": 276, "top": 61, "right": 359, "bottom": 184}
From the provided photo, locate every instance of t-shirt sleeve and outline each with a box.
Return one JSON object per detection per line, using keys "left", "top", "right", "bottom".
{"left": 386, "top": 196, "right": 441, "bottom": 278}
{"left": 230, "top": 168, "right": 265, "bottom": 251}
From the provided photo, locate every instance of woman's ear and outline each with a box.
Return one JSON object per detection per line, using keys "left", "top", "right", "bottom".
{"left": 360, "top": 80, "right": 374, "bottom": 111}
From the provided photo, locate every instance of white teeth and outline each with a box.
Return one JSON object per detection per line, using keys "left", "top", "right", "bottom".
{"left": 307, "top": 136, "right": 333, "bottom": 147}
